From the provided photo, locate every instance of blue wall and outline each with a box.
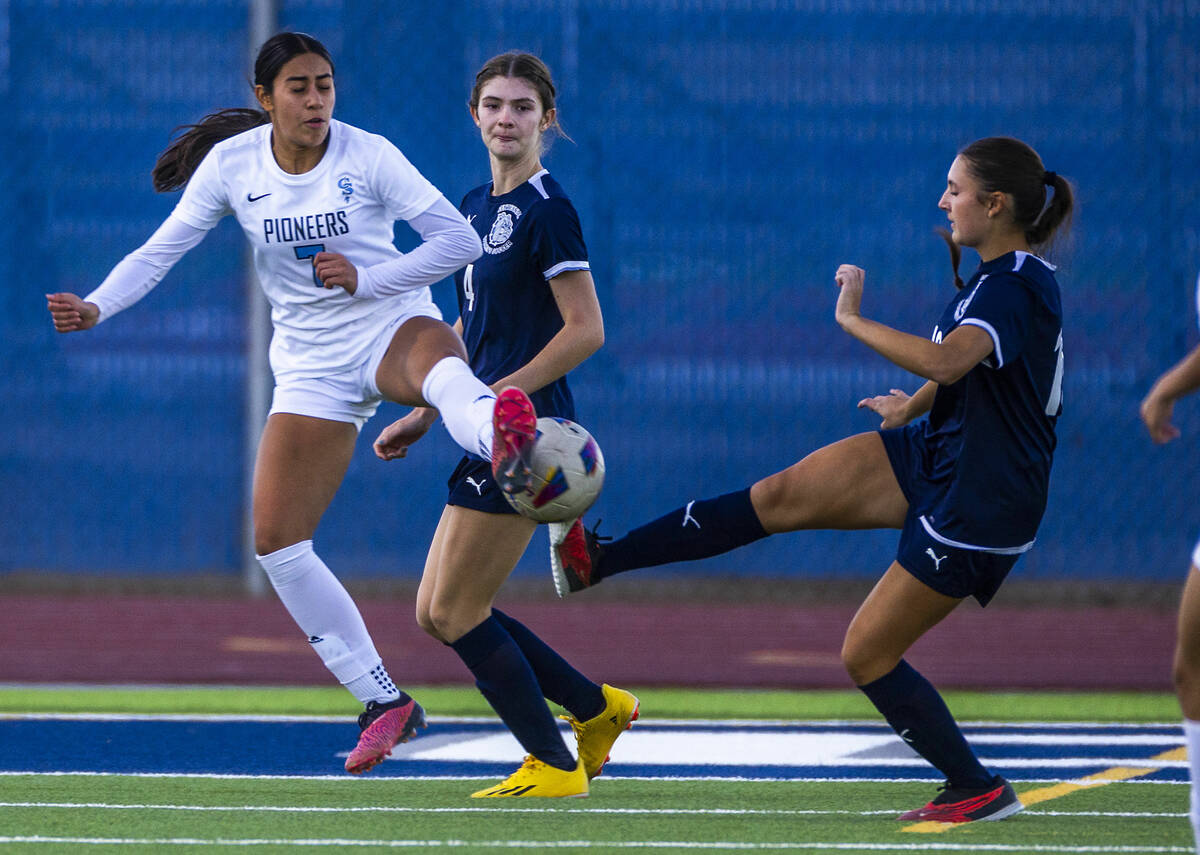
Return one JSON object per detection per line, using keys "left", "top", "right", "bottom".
{"left": 5, "top": 1, "right": 1198, "bottom": 583}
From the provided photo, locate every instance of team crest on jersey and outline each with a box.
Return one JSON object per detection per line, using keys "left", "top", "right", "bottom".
{"left": 484, "top": 204, "right": 521, "bottom": 254}
{"left": 338, "top": 176, "right": 354, "bottom": 201}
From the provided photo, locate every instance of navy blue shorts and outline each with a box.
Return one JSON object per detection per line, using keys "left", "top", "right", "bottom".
{"left": 446, "top": 456, "right": 520, "bottom": 515}
{"left": 881, "top": 425, "right": 1018, "bottom": 607}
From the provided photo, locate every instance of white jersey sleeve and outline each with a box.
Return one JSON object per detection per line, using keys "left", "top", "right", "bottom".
{"left": 353, "top": 195, "right": 482, "bottom": 299}
{"left": 172, "top": 146, "right": 234, "bottom": 230}
{"left": 84, "top": 215, "right": 209, "bottom": 323}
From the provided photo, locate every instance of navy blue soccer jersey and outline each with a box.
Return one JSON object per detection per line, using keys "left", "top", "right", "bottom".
{"left": 918, "top": 250, "right": 1064, "bottom": 551}
{"left": 454, "top": 169, "right": 589, "bottom": 436}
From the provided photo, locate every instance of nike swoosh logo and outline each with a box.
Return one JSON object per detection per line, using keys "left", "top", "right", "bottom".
{"left": 247, "top": 192, "right": 271, "bottom": 202}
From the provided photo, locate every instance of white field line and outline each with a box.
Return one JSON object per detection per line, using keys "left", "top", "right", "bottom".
{"left": 0, "top": 836, "right": 1191, "bottom": 851}
{"left": 0, "top": 801, "right": 1185, "bottom": 819}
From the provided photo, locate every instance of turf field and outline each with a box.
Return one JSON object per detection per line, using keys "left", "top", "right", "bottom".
{"left": 0, "top": 686, "right": 1190, "bottom": 853}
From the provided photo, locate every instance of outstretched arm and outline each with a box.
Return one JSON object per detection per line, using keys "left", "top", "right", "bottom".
{"left": 1141, "top": 343, "right": 1200, "bottom": 444}
{"left": 834, "top": 264, "right": 993, "bottom": 386}
{"left": 46, "top": 215, "right": 209, "bottom": 332}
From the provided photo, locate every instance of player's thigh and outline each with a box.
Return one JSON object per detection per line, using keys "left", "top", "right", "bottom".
{"left": 750, "top": 432, "right": 907, "bottom": 534}
{"left": 422, "top": 505, "right": 538, "bottom": 642}
{"left": 841, "top": 561, "right": 962, "bottom": 684}
{"left": 375, "top": 316, "right": 469, "bottom": 406}
{"left": 252, "top": 413, "right": 358, "bottom": 552}
{"left": 1175, "top": 563, "right": 1200, "bottom": 715}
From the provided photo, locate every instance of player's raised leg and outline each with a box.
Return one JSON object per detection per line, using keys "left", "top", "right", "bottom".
{"left": 552, "top": 432, "right": 905, "bottom": 593}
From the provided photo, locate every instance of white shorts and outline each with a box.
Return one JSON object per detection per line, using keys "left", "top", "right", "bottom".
{"left": 1193, "top": 536, "right": 1200, "bottom": 571}
{"left": 269, "top": 301, "right": 443, "bottom": 431}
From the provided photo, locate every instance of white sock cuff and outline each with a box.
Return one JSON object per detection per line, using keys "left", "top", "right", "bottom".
{"left": 256, "top": 540, "right": 317, "bottom": 585}
{"left": 421, "top": 355, "right": 496, "bottom": 459}
{"left": 422, "top": 356, "right": 472, "bottom": 403}
{"left": 256, "top": 539, "right": 314, "bottom": 566}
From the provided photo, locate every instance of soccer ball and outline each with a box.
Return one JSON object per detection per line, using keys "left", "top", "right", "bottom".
{"left": 504, "top": 417, "right": 606, "bottom": 523}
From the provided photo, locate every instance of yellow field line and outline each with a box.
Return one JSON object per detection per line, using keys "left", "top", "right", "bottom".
{"left": 901, "top": 746, "right": 1186, "bottom": 834}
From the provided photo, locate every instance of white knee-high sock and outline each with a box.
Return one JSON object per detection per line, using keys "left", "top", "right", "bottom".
{"left": 257, "top": 540, "right": 399, "bottom": 704}
{"left": 1186, "top": 719, "right": 1200, "bottom": 852}
{"left": 422, "top": 356, "right": 495, "bottom": 459}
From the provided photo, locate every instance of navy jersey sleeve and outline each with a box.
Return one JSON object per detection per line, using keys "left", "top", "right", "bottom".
{"left": 957, "top": 273, "right": 1038, "bottom": 368}
{"left": 527, "top": 197, "right": 590, "bottom": 280}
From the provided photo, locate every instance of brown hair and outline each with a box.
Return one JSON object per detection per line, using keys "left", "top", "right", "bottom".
{"left": 940, "top": 136, "right": 1075, "bottom": 288}
{"left": 468, "top": 51, "right": 571, "bottom": 149}
{"left": 151, "top": 32, "right": 335, "bottom": 191}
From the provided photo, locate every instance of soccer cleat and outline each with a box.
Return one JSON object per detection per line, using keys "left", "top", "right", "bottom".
{"left": 549, "top": 517, "right": 608, "bottom": 596}
{"left": 561, "top": 683, "right": 639, "bottom": 779}
{"left": 897, "top": 776, "right": 1024, "bottom": 823}
{"left": 344, "top": 697, "right": 426, "bottom": 775}
{"left": 470, "top": 755, "right": 589, "bottom": 798}
{"left": 491, "top": 386, "right": 537, "bottom": 495}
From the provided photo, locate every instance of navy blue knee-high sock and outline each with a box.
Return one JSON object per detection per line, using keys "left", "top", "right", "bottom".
{"left": 595, "top": 487, "right": 768, "bottom": 581}
{"left": 858, "top": 659, "right": 992, "bottom": 788}
{"left": 450, "top": 616, "right": 576, "bottom": 770}
{"left": 492, "top": 608, "right": 605, "bottom": 721}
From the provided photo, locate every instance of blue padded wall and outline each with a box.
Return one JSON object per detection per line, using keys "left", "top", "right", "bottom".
{"left": 6, "top": 1, "right": 1198, "bottom": 583}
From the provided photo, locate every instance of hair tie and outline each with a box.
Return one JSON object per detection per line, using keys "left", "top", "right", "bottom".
{"left": 1043, "top": 170, "right": 1058, "bottom": 186}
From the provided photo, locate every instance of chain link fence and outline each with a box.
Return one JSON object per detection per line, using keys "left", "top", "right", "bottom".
{"left": 4, "top": 0, "right": 1197, "bottom": 589}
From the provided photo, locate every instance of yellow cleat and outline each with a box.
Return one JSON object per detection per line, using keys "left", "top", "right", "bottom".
{"left": 470, "top": 755, "right": 589, "bottom": 798}
{"left": 561, "top": 683, "right": 639, "bottom": 779}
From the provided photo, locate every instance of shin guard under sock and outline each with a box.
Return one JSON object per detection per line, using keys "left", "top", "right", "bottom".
{"left": 492, "top": 608, "right": 604, "bottom": 721}
{"left": 858, "top": 659, "right": 991, "bottom": 788}
{"left": 596, "top": 486, "right": 768, "bottom": 580}
{"left": 450, "top": 616, "right": 575, "bottom": 770}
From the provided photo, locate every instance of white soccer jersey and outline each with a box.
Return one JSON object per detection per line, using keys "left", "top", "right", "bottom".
{"left": 173, "top": 120, "right": 444, "bottom": 380}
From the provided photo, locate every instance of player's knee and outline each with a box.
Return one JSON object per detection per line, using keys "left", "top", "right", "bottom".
{"left": 841, "top": 636, "right": 893, "bottom": 686}
{"left": 415, "top": 603, "right": 443, "bottom": 642}
{"left": 424, "top": 601, "right": 465, "bottom": 643}
{"left": 254, "top": 525, "right": 300, "bottom": 558}
{"left": 425, "top": 597, "right": 490, "bottom": 644}
{"left": 750, "top": 473, "right": 810, "bottom": 533}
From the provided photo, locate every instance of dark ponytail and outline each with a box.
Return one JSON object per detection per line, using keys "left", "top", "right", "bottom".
{"left": 1026, "top": 171, "right": 1073, "bottom": 247}
{"left": 960, "top": 136, "right": 1074, "bottom": 250}
{"left": 940, "top": 136, "right": 1075, "bottom": 288}
{"left": 151, "top": 32, "right": 334, "bottom": 191}
{"left": 152, "top": 108, "right": 269, "bottom": 191}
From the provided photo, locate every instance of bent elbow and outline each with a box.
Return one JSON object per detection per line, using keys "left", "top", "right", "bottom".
{"left": 928, "top": 361, "right": 971, "bottom": 386}
{"left": 460, "top": 228, "right": 483, "bottom": 264}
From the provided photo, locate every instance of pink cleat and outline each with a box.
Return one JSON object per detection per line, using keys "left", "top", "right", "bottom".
{"left": 491, "top": 386, "right": 537, "bottom": 494}
{"left": 344, "top": 697, "right": 426, "bottom": 775}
